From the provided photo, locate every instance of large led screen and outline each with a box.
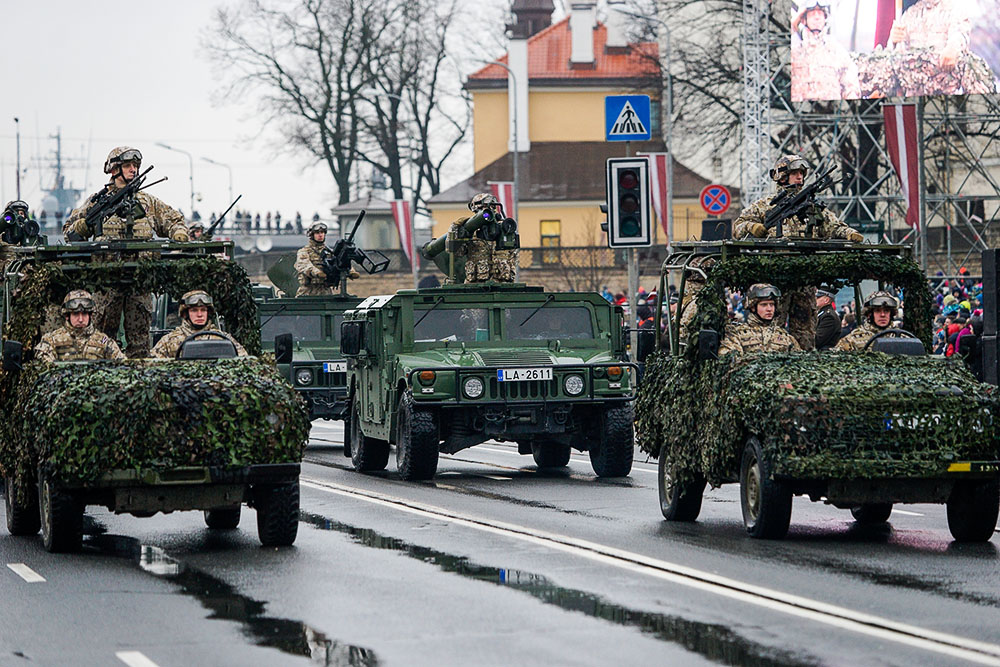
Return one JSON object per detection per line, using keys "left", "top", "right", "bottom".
{"left": 791, "top": 0, "right": 1000, "bottom": 101}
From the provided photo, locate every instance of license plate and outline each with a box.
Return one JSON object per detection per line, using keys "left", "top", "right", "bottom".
{"left": 323, "top": 362, "right": 346, "bottom": 373}
{"left": 497, "top": 367, "right": 553, "bottom": 382}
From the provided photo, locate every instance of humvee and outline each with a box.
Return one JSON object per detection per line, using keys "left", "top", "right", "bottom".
{"left": 0, "top": 241, "right": 310, "bottom": 552}
{"left": 638, "top": 240, "right": 1000, "bottom": 541}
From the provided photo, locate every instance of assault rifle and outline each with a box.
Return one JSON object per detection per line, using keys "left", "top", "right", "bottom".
{"left": 69, "top": 165, "right": 167, "bottom": 240}
{"left": 203, "top": 194, "right": 242, "bottom": 240}
{"left": 763, "top": 166, "right": 837, "bottom": 238}
{"left": 320, "top": 210, "right": 390, "bottom": 288}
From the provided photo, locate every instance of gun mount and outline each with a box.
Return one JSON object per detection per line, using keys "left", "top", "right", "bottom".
{"left": 320, "top": 210, "right": 390, "bottom": 294}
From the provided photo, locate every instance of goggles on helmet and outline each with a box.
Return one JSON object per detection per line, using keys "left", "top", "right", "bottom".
{"left": 64, "top": 297, "right": 95, "bottom": 313}
{"left": 866, "top": 294, "right": 898, "bottom": 309}
{"left": 114, "top": 149, "right": 142, "bottom": 164}
{"left": 182, "top": 292, "right": 214, "bottom": 308}
{"left": 747, "top": 284, "right": 782, "bottom": 301}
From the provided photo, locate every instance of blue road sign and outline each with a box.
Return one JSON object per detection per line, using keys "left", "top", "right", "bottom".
{"left": 699, "top": 184, "right": 732, "bottom": 216}
{"left": 605, "top": 95, "right": 652, "bottom": 142}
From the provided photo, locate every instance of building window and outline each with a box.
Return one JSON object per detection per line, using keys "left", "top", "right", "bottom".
{"left": 540, "top": 220, "right": 561, "bottom": 263}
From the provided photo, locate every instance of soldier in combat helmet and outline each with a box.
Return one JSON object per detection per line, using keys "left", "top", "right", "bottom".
{"left": 835, "top": 291, "right": 901, "bottom": 352}
{"left": 294, "top": 221, "right": 359, "bottom": 297}
{"left": 451, "top": 193, "right": 518, "bottom": 284}
{"left": 35, "top": 290, "right": 126, "bottom": 362}
{"left": 719, "top": 284, "right": 801, "bottom": 356}
{"left": 151, "top": 290, "right": 247, "bottom": 359}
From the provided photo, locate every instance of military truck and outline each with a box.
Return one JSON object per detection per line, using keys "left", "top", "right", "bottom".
{"left": 637, "top": 240, "right": 1000, "bottom": 541}
{"left": 0, "top": 241, "right": 310, "bottom": 552}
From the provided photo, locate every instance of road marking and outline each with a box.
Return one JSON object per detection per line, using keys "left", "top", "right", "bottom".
{"left": 892, "top": 509, "right": 925, "bottom": 517}
{"left": 116, "top": 651, "right": 160, "bottom": 667}
{"left": 6, "top": 563, "right": 45, "bottom": 583}
{"left": 301, "top": 476, "right": 1000, "bottom": 665}
{"left": 481, "top": 475, "right": 512, "bottom": 481}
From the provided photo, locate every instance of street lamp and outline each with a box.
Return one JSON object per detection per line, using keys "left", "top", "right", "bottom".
{"left": 155, "top": 142, "right": 194, "bottom": 217}
{"left": 485, "top": 61, "right": 520, "bottom": 222}
{"left": 200, "top": 156, "right": 233, "bottom": 203}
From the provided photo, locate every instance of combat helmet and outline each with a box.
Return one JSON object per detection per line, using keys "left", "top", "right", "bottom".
{"left": 745, "top": 283, "right": 781, "bottom": 309}
{"left": 178, "top": 290, "right": 215, "bottom": 321}
{"left": 62, "top": 289, "right": 95, "bottom": 315}
{"left": 769, "top": 155, "right": 810, "bottom": 186}
{"left": 4, "top": 200, "right": 28, "bottom": 214}
{"left": 862, "top": 290, "right": 899, "bottom": 323}
{"left": 189, "top": 222, "right": 205, "bottom": 234}
{"left": 104, "top": 146, "right": 142, "bottom": 174}
{"left": 468, "top": 193, "right": 500, "bottom": 212}
{"left": 307, "top": 221, "right": 327, "bottom": 237}
{"left": 684, "top": 255, "right": 718, "bottom": 283}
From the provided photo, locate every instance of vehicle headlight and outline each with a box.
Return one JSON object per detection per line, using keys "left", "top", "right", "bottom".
{"left": 564, "top": 374, "right": 585, "bottom": 396}
{"left": 295, "top": 369, "right": 314, "bottom": 386}
{"left": 463, "top": 376, "right": 484, "bottom": 399}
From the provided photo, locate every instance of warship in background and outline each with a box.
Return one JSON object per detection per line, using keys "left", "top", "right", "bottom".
{"left": 34, "top": 129, "right": 86, "bottom": 239}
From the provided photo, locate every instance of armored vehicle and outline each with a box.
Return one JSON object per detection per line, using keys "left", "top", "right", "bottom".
{"left": 638, "top": 240, "right": 1000, "bottom": 541}
{"left": 0, "top": 241, "right": 310, "bottom": 552}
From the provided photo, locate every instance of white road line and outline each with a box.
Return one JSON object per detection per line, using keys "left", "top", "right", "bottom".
{"left": 300, "top": 476, "right": 1000, "bottom": 665}
{"left": 116, "top": 651, "right": 160, "bottom": 667}
{"left": 6, "top": 563, "right": 45, "bottom": 583}
{"left": 480, "top": 475, "right": 512, "bottom": 481}
{"left": 892, "top": 509, "right": 925, "bottom": 517}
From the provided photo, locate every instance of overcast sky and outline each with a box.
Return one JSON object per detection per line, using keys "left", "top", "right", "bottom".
{"left": 0, "top": 0, "right": 538, "bottom": 225}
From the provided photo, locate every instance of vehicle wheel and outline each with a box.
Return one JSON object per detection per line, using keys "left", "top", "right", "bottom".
{"left": 38, "top": 476, "right": 83, "bottom": 553}
{"left": 5, "top": 476, "right": 40, "bottom": 536}
{"left": 395, "top": 391, "right": 439, "bottom": 481}
{"left": 658, "top": 453, "right": 705, "bottom": 522}
{"left": 350, "top": 397, "right": 389, "bottom": 473}
{"left": 342, "top": 407, "right": 352, "bottom": 458}
{"left": 255, "top": 482, "right": 299, "bottom": 547}
{"left": 531, "top": 442, "right": 571, "bottom": 468}
{"left": 740, "top": 436, "right": 792, "bottom": 539}
{"left": 850, "top": 503, "right": 893, "bottom": 524}
{"left": 204, "top": 507, "right": 241, "bottom": 530}
{"left": 589, "top": 405, "right": 634, "bottom": 477}
{"left": 947, "top": 479, "right": 1000, "bottom": 543}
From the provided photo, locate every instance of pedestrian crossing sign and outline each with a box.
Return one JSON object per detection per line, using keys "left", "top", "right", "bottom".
{"left": 605, "top": 95, "right": 652, "bottom": 142}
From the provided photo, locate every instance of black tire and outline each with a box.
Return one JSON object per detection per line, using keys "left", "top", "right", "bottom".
{"left": 850, "top": 503, "right": 893, "bottom": 524}
{"left": 947, "top": 479, "right": 1000, "bottom": 543}
{"left": 255, "top": 482, "right": 299, "bottom": 547}
{"left": 5, "top": 476, "right": 40, "bottom": 536}
{"left": 395, "top": 391, "right": 439, "bottom": 481}
{"left": 589, "top": 405, "right": 634, "bottom": 477}
{"left": 204, "top": 507, "right": 241, "bottom": 530}
{"left": 342, "top": 404, "right": 352, "bottom": 458}
{"left": 658, "top": 453, "right": 705, "bottom": 522}
{"left": 739, "top": 436, "right": 792, "bottom": 539}
{"left": 531, "top": 442, "right": 571, "bottom": 468}
{"left": 350, "top": 396, "right": 389, "bottom": 473}
{"left": 39, "top": 477, "right": 83, "bottom": 553}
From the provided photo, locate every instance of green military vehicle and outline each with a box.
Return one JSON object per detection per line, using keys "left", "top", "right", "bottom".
{"left": 339, "top": 210, "right": 636, "bottom": 481}
{"left": 637, "top": 240, "right": 1000, "bottom": 541}
{"left": 0, "top": 241, "right": 310, "bottom": 552}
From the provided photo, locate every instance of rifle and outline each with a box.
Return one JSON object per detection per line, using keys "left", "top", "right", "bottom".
{"left": 77, "top": 165, "right": 164, "bottom": 239}
{"left": 320, "top": 210, "right": 390, "bottom": 289}
{"left": 762, "top": 166, "right": 837, "bottom": 238}
{"left": 203, "top": 194, "right": 242, "bottom": 240}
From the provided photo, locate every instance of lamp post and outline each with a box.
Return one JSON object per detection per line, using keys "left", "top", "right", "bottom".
{"left": 14, "top": 117, "right": 21, "bottom": 199}
{"left": 155, "top": 142, "right": 194, "bottom": 217}
{"left": 200, "top": 156, "right": 233, "bottom": 204}
{"left": 486, "top": 61, "right": 519, "bottom": 222}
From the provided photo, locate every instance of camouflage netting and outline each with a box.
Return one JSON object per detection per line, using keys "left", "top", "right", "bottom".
{"left": 0, "top": 359, "right": 309, "bottom": 489}
{"left": 637, "top": 352, "right": 998, "bottom": 487}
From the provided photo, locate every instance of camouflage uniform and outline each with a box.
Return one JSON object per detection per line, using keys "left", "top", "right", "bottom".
{"left": 456, "top": 192, "right": 518, "bottom": 284}
{"left": 294, "top": 238, "right": 334, "bottom": 297}
{"left": 835, "top": 291, "right": 901, "bottom": 352}
{"left": 151, "top": 290, "right": 247, "bottom": 359}
{"left": 776, "top": 286, "right": 818, "bottom": 351}
{"left": 791, "top": 15, "right": 861, "bottom": 102}
{"left": 719, "top": 284, "right": 801, "bottom": 356}
{"left": 35, "top": 290, "right": 125, "bottom": 362}
{"left": 63, "top": 147, "right": 189, "bottom": 358}
{"left": 732, "top": 189, "right": 860, "bottom": 241}
{"left": 676, "top": 256, "right": 717, "bottom": 343}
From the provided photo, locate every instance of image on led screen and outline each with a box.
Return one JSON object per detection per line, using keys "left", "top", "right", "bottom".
{"left": 791, "top": 0, "right": 1000, "bottom": 101}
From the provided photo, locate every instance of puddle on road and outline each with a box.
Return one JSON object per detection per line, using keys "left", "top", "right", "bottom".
{"left": 85, "top": 534, "right": 378, "bottom": 666}
{"left": 300, "top": 511, "right": 815, "bottom": 667}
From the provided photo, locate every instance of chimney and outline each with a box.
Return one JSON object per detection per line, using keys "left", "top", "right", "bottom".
{"left": 507, "top": 0, "right": 555, "bottom": 39}
{"left": 570, "top": 1, "right": 596, "bottom": 65}
{"left": 605, "top": 0, "right": 628, "bottom": 49}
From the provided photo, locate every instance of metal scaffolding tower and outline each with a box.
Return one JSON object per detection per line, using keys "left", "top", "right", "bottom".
{"left": 741, "top": 0, "right": 772, "bottom": 203}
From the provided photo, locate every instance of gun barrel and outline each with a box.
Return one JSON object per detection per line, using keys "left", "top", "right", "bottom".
{"left": 345, "top": 210, "right": 367, "bottom": 244}
{"left": 421, "top": 234, "right": 447, "bottom": 259}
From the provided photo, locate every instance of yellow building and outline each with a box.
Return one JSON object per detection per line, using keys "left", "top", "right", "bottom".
{"left": 429, "top": 1, "right": 725, "bottom": 248}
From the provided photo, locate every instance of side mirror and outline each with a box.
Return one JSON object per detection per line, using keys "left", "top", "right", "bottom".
{"left": 697, "top": 329, "right": 719, "bottom": 361}
{"left": 340, "top": 321, "right": 365, "bottom": 356}
{"left": 3, "top": 340, "right": 23, "bottom": 372}
{"left": 274, "top": 333, "right": 293, "bottom": 364}
{"left": 635, "top": 329, "right": 655, "bottom": 363}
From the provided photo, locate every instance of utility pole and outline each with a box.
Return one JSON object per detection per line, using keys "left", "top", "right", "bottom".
{"left": 14, "top": 117, "right": 22, "bottom": 199}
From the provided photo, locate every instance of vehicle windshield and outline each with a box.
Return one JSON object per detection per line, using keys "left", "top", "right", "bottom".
{"left": 261, "top": 313, "right": 323, "bottom": 342}
{"left": 505, "top": 306, "right": 594, "bottom": 340}
{"left": 414, "top": 308, "right": 489, "bottom": 342}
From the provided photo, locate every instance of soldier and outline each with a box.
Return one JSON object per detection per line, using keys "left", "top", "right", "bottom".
{"left": 719, "top": 284, "right": 801, "bottom": 356}
{"left": 791, "top": 2, "right": 861, "bottom": 102}
{"left": 63, "top": 147, "right": 190, "bottom": 358}
{"left": 35, "top": 290, "right": 125, "bottom": 362}
{"left": 189, "top": 222, "right": 205, "bottom": 240}
{"left": 452, "top": 193, "right": 517, "bottom": 284}
{"left": 814, "top": 286, "right": 842, "bottom": 351}
{"left": 294, "top": 221, "right": 359, "bottom": 297}
{"left": 835, "top": 291, "right": 901, "bottom": 352}
{"left": 151, "top": 290, "right": 247, "bottom": 359}
{"left": 676, "top": 255, "right": 717, "bottom": 344}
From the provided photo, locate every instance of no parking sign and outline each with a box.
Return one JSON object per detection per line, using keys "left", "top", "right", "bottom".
{"left": 700, "top": 184, "right": 731, "bottom": 216}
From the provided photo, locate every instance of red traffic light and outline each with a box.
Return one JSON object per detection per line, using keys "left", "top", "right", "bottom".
{"left": 618, "top": 170, "right": 639, "bottom": 190}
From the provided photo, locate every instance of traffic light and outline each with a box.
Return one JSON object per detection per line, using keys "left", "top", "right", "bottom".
{"left": 605, "top": 158, "right": 651, "bottom": 248}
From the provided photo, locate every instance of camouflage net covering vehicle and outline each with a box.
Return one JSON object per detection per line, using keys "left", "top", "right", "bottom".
{"left": 0, "top": 241, "right": 310, "bottom": 552}
{"left": 637, "top": 240, "right": 1000, "bottom": 541}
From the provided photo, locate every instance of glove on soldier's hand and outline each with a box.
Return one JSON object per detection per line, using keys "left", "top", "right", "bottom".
{"left": 750, "top": 223, "right": 767, "bottom": 238}
{"left": 171, "top": 230, "right": 190, "bottom": 242}
{"left": 847, "top": 232, "right": 864, "bottom": 243}
{"left": 348, "top": 270, "right": 360, "bottom": 280}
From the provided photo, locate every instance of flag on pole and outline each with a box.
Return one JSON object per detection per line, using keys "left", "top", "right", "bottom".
{"left": 487, "top": 181, "right": 515, "bottom": 218}
{"left": 641, "top": 153, "right": 671, "bottom": 240}
{"left": 883, "top": 103, "right": 920, "bottom": 228}
{"left": 391, "top": 199, "right": 418, "bottom": 270}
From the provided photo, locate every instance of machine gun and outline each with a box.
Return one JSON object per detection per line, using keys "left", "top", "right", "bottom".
{"left": 420, "top": 207, "right": 519, "bottom": 282}
{"left": 320, "top": 210, "right": 390, "bottom": 290}
{"left": 0, "top": 201, "right": 41, "bottom": 246}
{"left": 69, "top": 165, "right": 167, "bottom": 240}
{"left": 203, "top": 194, "right": 242, "bottom": 240}
{"left": 762, "top": 166, "right": 837, "bottom": 238}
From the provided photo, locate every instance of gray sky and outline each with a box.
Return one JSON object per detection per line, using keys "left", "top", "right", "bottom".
{"left": 0, "top": 0, "right": 522, "bottom": 225}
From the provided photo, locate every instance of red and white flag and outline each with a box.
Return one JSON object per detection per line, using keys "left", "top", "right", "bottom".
{"left": 487, "top": 181, "right": 515, "bottom": 218}
{"left": 391, "top": 199, "right": 418, "bottom": 270}
{"left": 641, "top": 153, "right": 671, "bottom": 240}
{"left": 883, "top": 104, "right": 920, "bottom": 228}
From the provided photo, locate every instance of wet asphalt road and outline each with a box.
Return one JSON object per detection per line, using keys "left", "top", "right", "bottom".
{"left": 3, "top": 420, "right": 1000, "bottom": 667}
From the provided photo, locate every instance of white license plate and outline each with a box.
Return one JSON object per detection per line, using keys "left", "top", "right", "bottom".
{"left": 323, "top": 362, "right": 346, "bottom": 373}
{"left": 497, "top": 367, "right": 553, "bottom": 382}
